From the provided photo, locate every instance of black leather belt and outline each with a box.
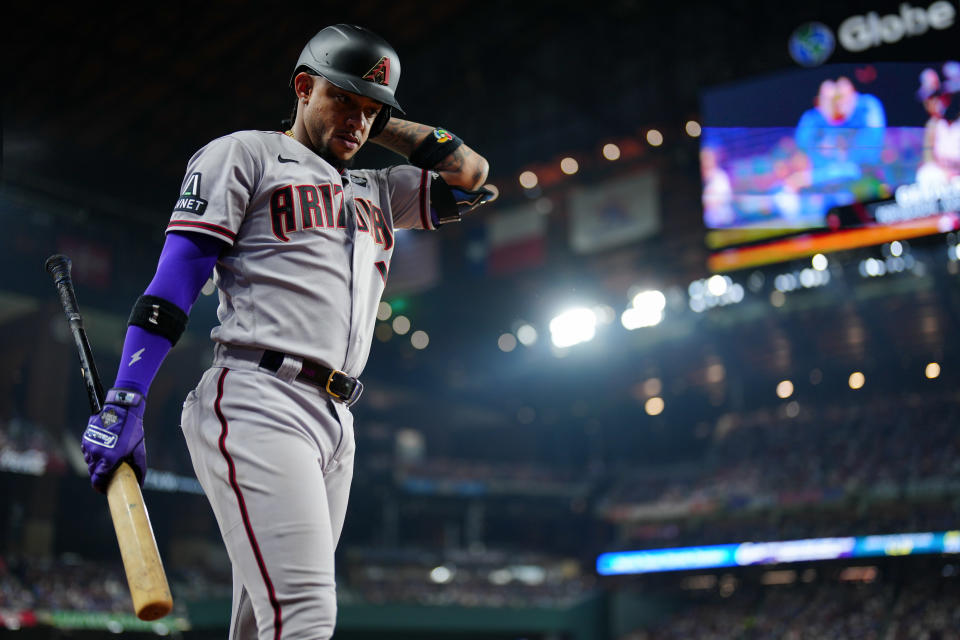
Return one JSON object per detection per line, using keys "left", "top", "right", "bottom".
{"left": 259, "top": 350, "right": 363, "bottom": 406}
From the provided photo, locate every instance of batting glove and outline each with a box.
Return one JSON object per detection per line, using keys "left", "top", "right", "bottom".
{"left": 81, "top": 388, "right": 147, "bottom": 493}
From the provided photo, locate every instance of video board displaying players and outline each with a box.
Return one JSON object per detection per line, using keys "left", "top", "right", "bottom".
{"left": 701, "top": 62, "right": 960, "bottom": 271}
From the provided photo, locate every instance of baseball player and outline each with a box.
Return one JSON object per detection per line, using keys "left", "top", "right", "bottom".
{"left": 79, "top": 24, "right": 491, "bottom": 639}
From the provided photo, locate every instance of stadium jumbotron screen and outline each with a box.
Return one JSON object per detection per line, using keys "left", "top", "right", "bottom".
{"left": 700, "top": 61, "right": 960, "bottom": 272}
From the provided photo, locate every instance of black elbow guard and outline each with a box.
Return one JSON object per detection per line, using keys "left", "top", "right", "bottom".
{"left": 128, "top": 295, "right": 189, "bottom": 346}
{"left": 430, "top": 175, "right": 497, "bottom": 225}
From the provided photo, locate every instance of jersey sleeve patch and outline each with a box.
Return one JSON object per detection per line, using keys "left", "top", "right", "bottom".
{"left": 168, "top": 133, "right": 261, "bottom": 247}
{"left": 173, "top": 172, "right": 208, "bottom": 215}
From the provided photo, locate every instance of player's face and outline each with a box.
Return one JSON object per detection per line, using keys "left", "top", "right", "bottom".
{"left": 303, "top": 77, "right": 382, "bottom": 166}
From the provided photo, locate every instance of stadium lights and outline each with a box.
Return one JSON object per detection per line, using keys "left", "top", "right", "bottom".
{"left": 776, "top": 268, "right": 829, "bottom": 291}
{"left": 811, "top": 253, "right": 828, "bottom": 271}
{"left": 859, "top": 254, "right": 913, "bottom": 277}
{"left": 602, "top": 143, "right": 621, "bottom": 160}
{"left": 646, "top": 129, "right": 664, "bottom": 146}
{"left": 376, "top": 301, "right": 393, "bottom": 321}
{"left": 645, "top": 397, "right": 665, "bottom": 416}
{"left": 560, "top": 157, "right": 579, "bottom": 175}
{"left": 516, "top": 324, "right": 538, "bottom": 346}
{"left": 429, "top": 566, "right": 454, "bottom": 584}
{"left": 498, "top": 332, "right": 517, "bottom": 352}
{"left": 860, "top": 258, "right": 883, "bottom": 277}
{"left": 549, "top": 307, "right": 597, "bottom": 348}
{"left": 926, "top": 362, "right": 941, "bottom": 379}
{"left": 688, "top": 275, "right": 744, "bottom": 313}
{"left": 410, "top": 330, "right": 429, "bottom": 350}
{"left": 685, "top": 120, "right": 702, "bottom": 137}
{"left": 800, "top": 268, "right": 830, "bottom": 288}
{"left": 707, "top": 274, "right": 728, "bottom": 296}
{"left": 776, "top": 380, "right": 794, "bottom": 399}
{"left": 519, "top": 171, "right": 538, "bottom": 189}
{"left": 392, "top": 315, "right": 411, "bottom": 335}
{"left": 622, "top": 290, "right": 666, "bottom": 330}
{"left": 848, "top": 371, "right": 866, "bottom": 390}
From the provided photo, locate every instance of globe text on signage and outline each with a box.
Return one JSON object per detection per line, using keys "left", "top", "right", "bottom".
{"left": 788, "top": 2, "right": 956, "bottom": 66}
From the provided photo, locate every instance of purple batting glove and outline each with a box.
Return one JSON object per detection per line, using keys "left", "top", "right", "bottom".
{"left": 81, "top": 388, "right": 147, "bottom": 493}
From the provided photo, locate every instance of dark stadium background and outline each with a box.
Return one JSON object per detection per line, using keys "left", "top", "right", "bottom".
{"left": 2, "top": 1, "right": 959, "bottom": 637}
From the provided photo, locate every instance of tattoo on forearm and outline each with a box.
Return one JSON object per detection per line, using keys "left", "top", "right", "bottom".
{"left": 374, "top": 118, "right": 486, "bottom": 187}
{"left": 375, "top": 119, "right": 431, "bottom": 156}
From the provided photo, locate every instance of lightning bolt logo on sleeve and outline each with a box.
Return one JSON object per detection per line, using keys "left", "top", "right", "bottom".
{"left": 129, "top": 347, "right": 146, "bottom": 366}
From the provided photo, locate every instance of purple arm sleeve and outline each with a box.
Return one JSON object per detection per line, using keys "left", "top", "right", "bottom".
{"left": 113, "top": 232, "right": 224, "bottom": 394}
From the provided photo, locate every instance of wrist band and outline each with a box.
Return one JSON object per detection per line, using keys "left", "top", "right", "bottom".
{"left": 409, "top": 128, "right": 463, "bottom": 169}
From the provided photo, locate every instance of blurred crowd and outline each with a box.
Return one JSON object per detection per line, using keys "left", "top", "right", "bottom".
{"left": 0, "top": 554, "right": 220, "bottom": 621}
{"left": 632, "top": 575, "right": 960, "bottom": 640}
{"left": 600, "top": 389, "right": 960, "bottom": 523}
{"left": 397, "top": 457, "right": 590, "bottom": 498}
{"left": 0, "top": 555, "right": 131, "bottom": 618}
{"left": 339, "top": 547, "right": 594, "bottom": 608}
{"left": 0, "top": 417, "right": 68, "bottom": 477}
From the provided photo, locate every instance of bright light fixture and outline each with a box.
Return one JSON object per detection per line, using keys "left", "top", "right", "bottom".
{"left": 549, "top": 307, "right": 597, "bottom": 348}
{"left": 776, "top": 380, "right": 794, "bottom": 399}
{"left": 848, "top": 371, "right": 865, "bottom": 390}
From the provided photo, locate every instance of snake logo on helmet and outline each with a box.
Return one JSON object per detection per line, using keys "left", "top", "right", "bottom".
{"left": 291, "top": 24, "right": 403, "bottom": 137}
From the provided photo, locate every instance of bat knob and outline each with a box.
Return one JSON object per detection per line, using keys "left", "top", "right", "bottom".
{"left": 45, "top": 254, "right": 73, "bottom": 285}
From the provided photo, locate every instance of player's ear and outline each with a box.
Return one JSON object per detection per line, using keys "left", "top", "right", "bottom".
{"left": 293, "top": 73, "right": 315, "bottom": 101}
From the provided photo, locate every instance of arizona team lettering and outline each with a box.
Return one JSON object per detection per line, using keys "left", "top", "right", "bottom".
{"left": 269, "top": 184, "right": 393, "bottom": 249}
{"left": 354, "top": 198, "right": 393, "bottom": 250}
{"left": 270, "top": 183, "right": 351, "bottom": 242}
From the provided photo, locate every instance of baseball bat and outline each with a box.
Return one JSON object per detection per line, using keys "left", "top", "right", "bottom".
{"left": 45, "top": 254, "right": 174, "bottom": 621}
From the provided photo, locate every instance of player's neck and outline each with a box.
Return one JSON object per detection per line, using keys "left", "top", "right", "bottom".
{"left": 285, "top": 128, "right": 349, "bottom": 172}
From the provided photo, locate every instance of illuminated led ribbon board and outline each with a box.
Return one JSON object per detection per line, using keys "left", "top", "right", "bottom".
{"left": 597, "top": 530, "right": 960, "bottom": 576}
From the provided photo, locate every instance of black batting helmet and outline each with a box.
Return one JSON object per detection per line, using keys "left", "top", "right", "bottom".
{"left": 291, "top": 24, "right": 403, "bottom": 137}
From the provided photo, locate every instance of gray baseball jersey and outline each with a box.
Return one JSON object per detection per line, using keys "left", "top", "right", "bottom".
{"left": 172, "top": 130, "right": 436, "bottom": 639}
{"left": 167, "top": 129, "right": 435, "bottom": 376}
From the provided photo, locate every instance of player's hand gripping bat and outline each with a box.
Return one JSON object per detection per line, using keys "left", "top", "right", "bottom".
{"left": 45, "top": 254, "right": 173, "bottom": 621}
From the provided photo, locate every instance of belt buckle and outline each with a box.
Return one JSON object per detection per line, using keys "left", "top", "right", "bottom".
{"left": 325, "top": 370, "right": 363, "bottom": 406}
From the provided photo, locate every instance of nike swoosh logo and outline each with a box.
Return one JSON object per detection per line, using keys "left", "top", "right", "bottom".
{"left": 278, "top": 154, "right": 299, "bottom": 164}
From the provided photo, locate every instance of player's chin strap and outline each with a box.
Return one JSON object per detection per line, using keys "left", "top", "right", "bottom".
{"left": 430, "top": 175, "right": 497, "bottom": 225}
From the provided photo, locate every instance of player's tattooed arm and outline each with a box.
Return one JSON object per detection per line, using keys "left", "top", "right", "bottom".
{"left": 373, "top": 118, "right": 489, "bottom": 190}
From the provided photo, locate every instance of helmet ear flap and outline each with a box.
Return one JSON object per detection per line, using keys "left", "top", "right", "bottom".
{"left": 369, "top": 106, "right": 392, "bottom": 138}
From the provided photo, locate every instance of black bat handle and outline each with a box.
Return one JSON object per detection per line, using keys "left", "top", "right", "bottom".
{"left": 45, "top": 254, "right": 106, "bottom": 414}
